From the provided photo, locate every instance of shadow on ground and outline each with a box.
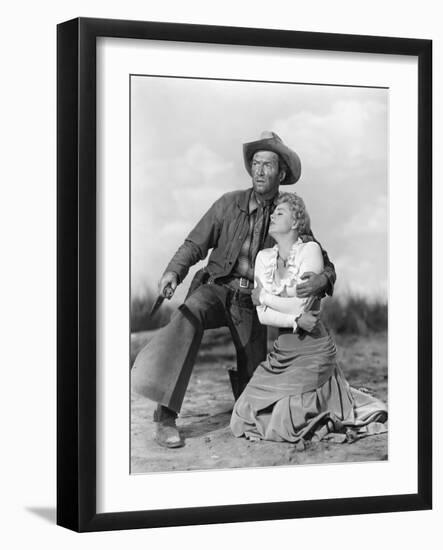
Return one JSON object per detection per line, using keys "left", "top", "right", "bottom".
{"left": 131, "top": 328, "right": 388, "bottom": 474}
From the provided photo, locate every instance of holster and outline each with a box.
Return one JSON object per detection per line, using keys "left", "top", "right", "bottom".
{"left": 185, "top": 267, "right": 211, "bottom": 299}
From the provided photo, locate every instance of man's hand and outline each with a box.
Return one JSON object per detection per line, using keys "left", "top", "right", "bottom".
{"left": 296, "top": 272, "right": 328, "bottom": 298}
{"left": 251, "top": 279, "right": 264, "bottom": 306}
{"left": 158, "top": 271, "right": 178, "bottom": 299}
{"left": 297, "top": 311, "right": 320, "bottom": 333}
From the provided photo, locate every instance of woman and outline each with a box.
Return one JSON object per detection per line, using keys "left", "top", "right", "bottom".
{"left": 230, "top": 192, "right": 387, "bottom": 445}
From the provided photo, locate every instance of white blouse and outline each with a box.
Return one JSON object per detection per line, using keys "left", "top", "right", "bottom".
{"left": 254, "top": 239, "right": 324, "bottom": 331}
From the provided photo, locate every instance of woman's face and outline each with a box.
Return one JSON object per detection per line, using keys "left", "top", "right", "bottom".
{"left": 269, "top": 202, "right": 297, "bottom": 237}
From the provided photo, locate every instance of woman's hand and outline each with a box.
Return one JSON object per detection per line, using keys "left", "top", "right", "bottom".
{"left": 297, "top": 311, "right": 320, "bottom": 332}
{"left": 252, "top": 279, "right": 264, "bottom": 306}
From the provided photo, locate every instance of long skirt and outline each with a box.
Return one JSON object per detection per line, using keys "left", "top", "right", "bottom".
{"left": 230, "top": 323, "right": 387, "bottom": 443}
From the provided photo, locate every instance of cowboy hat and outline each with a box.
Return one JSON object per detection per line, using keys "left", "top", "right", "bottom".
{"left": 242, "top": 131, "right": 301, "bottom": 185}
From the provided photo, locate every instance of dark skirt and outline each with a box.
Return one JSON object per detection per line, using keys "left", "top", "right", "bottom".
{"left": 230, "top": 323, "right": 387, "bottom": 443}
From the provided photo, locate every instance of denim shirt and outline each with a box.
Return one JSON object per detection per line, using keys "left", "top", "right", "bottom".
{"left": 165, "top": 188, "right": 336, "bottom": 295}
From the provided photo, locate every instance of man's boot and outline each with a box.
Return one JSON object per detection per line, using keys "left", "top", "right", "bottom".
{"left": 153, "top": 404, "right": 184, "bottom": 448}
{"left": 228, "top": 368, "right": 248, "bottom": 401}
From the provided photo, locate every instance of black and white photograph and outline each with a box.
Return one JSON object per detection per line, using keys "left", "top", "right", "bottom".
{"left": 130, "top": 75, "right": 389, "bottom": 474}
{"left": 1, "top": 0, "right": 440, "bottom": 542}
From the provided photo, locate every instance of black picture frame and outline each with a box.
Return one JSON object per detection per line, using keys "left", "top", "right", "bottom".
{"left": 57, "top": 17, "right": 432, "bottom": 532}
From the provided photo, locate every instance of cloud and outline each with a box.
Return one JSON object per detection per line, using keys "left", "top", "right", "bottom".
{"left": 332, "top": 251, "right": 388, "bottom": 300}
{"left": 130, "top": 78, "right": 388, "bottom": 299}
{"left": 342, "top": 195, "right": 388, "bottom": 236}
{"left": 275, "top": 98, "right": 387, "bottom": 173}
{"left": 131, "top": 142, "right": 236, "bottom": 294}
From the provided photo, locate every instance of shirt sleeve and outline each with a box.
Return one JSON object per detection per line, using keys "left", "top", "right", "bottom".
{"left": 256, "top": 305, "right": 297, "bottom": 329}
{"left": 257, "top": 242, "right": 324, "bottom": 323}
{"left": 254, "top": 250, "right": 298, "bottom": 330}
{"left": 261, "top": 292, "right": 306, "bottom": 316}
{"left": 308, "top": 230, "right": 336, "bottom": 296}
{"left": 165, "top": 194, "right": 224, "bottom": 282}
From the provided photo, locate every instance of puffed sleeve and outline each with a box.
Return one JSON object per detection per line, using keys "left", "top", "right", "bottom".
{"left": 256, "top": 304, "right": 298, "bottom": 329}
{"left": 260, "top": 242, "right": 324, "bottom": 315}
{"left": 254, "top": 250, "right": 298, "bottom": 330}
{"left": 253, "top": 250, "right": 272, "bottom": 293}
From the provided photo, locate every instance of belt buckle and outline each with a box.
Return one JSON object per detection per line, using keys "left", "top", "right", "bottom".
{"left": 239, "top": 277, "right": 249, "bottom": 289}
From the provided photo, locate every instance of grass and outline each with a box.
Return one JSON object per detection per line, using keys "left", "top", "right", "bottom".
{"left": 131, "top": 289, "right": 173, "bottom": 332}
{"left": 131, "top": 287, "right": 387, "bottom": 336}
{"left": 321, "top": 295, "right": 387, "bottom": 335}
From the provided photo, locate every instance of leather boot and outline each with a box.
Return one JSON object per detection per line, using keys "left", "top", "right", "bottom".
{"left": 153, "top": 404, "right": 184, "bottom": 448}
{"left": 228, "top": 368, "right": 248, "bottom": 400}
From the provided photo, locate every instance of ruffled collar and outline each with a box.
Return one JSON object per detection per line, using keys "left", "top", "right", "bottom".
{"left": 262, "top": 239, "right": 304, "bottom": 293}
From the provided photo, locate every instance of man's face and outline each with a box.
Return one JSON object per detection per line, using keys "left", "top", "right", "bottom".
{"left": 251, "top": 150, "right": 283, "bottom": 198}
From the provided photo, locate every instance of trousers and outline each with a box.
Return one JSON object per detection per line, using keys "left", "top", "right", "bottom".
{"left": 131, "top": 282, "right": 267, "bottom": 413}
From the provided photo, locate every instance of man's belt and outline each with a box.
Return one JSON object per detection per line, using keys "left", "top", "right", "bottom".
{"left": 218, "top": 276, "right": 253, "bottom": 292}
{"left": 239, "top": 277, "right": 253, "bottom": 289}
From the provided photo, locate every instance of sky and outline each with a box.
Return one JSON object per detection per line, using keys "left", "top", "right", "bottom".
{"left": 131, "top": 76, "right": 388, "bottom": 305}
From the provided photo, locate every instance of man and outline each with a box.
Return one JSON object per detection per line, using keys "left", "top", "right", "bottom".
{"left": 131, "top": 131, "right": 336, "bottom": 448}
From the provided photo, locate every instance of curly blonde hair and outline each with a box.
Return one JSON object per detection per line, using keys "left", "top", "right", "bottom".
{"left": 275, "top": 192, "right": 312, "bottom": 239}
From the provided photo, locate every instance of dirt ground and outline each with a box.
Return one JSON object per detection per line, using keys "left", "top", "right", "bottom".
{"left": 131, "top": 328, "right": 388, "bottom": 474}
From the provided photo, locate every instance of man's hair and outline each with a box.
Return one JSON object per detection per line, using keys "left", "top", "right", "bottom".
{"left": 251, "top": 150, "right": 287, "bottom": 176}
{"left": 277, "top": 157, "right": 288, "bottom": 176}
{"left": 276, "top": 192, "right": 312, "bottom": 237}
